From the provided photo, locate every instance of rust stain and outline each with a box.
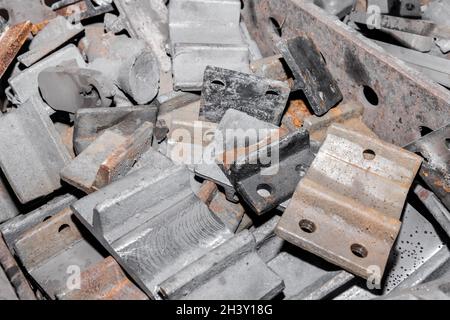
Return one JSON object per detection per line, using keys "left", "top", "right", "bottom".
{"left": 0, "top": 21, "right": 33, "bottom": 79}
{"left": 63, "top": 257, "right": 147, "bottom": 300}
{"left": 31, "top": 20, "right": 50, "bottom": 35}
{"left": 434, "top": 178, "right": 450, "bottom": 193}
{"left": 197, "top": 181, "right": 218, "bottom": 205}
{"left": 282, "top": 98, "right": 312, "bottom": 130}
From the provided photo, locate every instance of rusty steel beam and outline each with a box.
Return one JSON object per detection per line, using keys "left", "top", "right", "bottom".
{"left": 241, "top": 0, "right": 450, "bottom": 146}
{"left": 276, "top": 124, "right": 422, "bottom": 279}
{"left": 0, "top": 21, "right": 32, "bottom": 79}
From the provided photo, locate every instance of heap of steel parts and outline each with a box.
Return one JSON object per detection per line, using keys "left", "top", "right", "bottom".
{"left": 0, "top": 0, "right": 448, "bottom": 301}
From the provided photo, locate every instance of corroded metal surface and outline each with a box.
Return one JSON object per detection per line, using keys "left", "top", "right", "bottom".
{"left": 241, "top": 0, "right": 450, "bottom": 146}
{"left": 0, "top": 21, "right": 32, "bottom": 79}
{"left": 276, "top": 124, "right": 422, "bottom": 279}
{"left": 277, "top": 35, "right": 343, "bottom": 116}
{"left": 58, "top": 257, "right": 148, "bottom": 300}
{"left": 200, "top": 66, "right": 291, "bottom": 124}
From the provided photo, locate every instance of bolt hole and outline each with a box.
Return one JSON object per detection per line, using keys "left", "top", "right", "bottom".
{"left": 211, "top": 79, "right": 225, "bottom": 87}
{"left": 445, "top": 138, "right": 450, "bottom": 151}
{"left": 419, "top": 126, "right": 433, "bottom": 137}
{"left": 405, "top": 3, "right": 415, "bottom": 11}
{"left": 257, "top": 184, "right": 273, "bottom": 198}
{"left": 269, "top": 17, "right": 282, "bottom": 37}
{"left": 299, "top": 219, "right": 316, "bottom": 233}
{"left": 295, "top": 164, "right": 307, "bottom": 176}
{"left": 0, "top": 8, "right": 9, "bottom": 23}
{"left": 44, "top": 0, "right": 60, "bottom": 7}
{"left": 204, "top": 130, "right": 215, "bottom": 142}
{"left": 265, "top": 90, "right": 279, "bottom": 97}
{"left": 58, "top": 224, "right": 70, "bottom": 233}
{"left": 351, "top": 243, "right": 368, "bottom": 258}
{"left": 362, "top": 85, "right": 379, "bottom": 106}
{"left": 240, "top": 0, "right": 244, "bottom": 9}
{"left": 363, "top": 149, "right": 376, "bottom": 160}
{"left": 43, "top": 216, "right": 52, "bottom": 222}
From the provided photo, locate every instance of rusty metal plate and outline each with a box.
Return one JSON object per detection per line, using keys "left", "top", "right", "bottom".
{"left": 276, "top": 124, "right": 422, "bottom": 279}
{"left": 241, "top": 0, "right": 450, "bottom": 146}
{"left": 0, "top": 21, "right": 32, "bottom": 79}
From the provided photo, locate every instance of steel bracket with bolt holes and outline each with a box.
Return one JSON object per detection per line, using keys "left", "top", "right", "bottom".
{"left": 276, "top": 124, "right": 422, "bottom": 279}
{"left": 200, "top": 66, "right": 291, "bottom": 125}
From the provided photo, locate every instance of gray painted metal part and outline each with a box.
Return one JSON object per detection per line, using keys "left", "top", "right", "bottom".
{"left": 74, "top": 105, "right": 158, "bottom": 155}
{"left": 72, "top": 157, "right": 233, "bottom": 298}
{"left": 87, "top": 35, "right": 160, "bottom": 105}
{"left": 199, "top": 66, "right": 290, "bottom": 125}
{"left": 424, "top": 0, "right": 450, "bottom": 27}
{"left": 109, "top": 0, "right": 171, "bottom": 73}
{"left": 399, "top": 0, "right": 421, "bottom": 18}
{"left": 367, "top": 0, "right": 396, "bottom": 14}
{"left": 7, "top": 45, "right": 87, "bottom": 105}
{"left": 0, "top": 97, "right": 72, "bottom": 203}
{"left": 159, "top": 230, "right": 284, "bottom": 300}
{"left": 268, "top": 252, "right": 351, "bottom": 300}
{"left": 415, "top": 185, "right": 450, "bottom": 238}
{"left": 310, "top": 0, "right": 356, "bottom": 18}
{"left": 39, "top": 65, "right": 116, "bottom": 113}
{"left": 17, "top": 16, "right": 84, "bottom": 67}
{"left": 169, "top": 0, "right": 250, "bottom": 91}
{"left": 382, "top": 277, "right": 450, "bottom": 300}
{"left": 277, "top": 35, "right": 343, "bottom": 116}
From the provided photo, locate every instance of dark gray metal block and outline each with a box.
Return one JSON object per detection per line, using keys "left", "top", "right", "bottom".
{"left": 200, "top": 66, "right": 290, "bottom": 125}
{"left": 277, "top": 35, "right": 343, "bottom": 116}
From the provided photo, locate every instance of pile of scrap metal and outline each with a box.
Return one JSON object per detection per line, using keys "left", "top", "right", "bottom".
{"left": 0, "top": 0, "right": 448, "bottom": 300}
